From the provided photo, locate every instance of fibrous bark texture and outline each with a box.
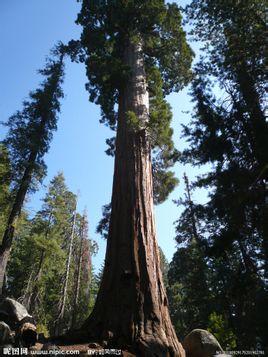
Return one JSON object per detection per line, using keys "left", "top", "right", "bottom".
{"left": 75, "top": 41, "right": 184, "bottom": 356}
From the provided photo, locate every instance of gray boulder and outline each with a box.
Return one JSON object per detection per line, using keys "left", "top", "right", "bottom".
{"left": 183, "top": 329, "right": 224, "bottom": 357}
{"left": 0, "top": 298, "right": 33, "bottom": 329}
{"left": 0, "top": 298, "right": 37, "bottom": 347}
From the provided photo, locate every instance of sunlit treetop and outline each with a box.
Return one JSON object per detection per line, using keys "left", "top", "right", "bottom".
{"left": 74, "top": 0, "right": 194, "bottom": 128}
{"left": 70, "top": 0, "right": 194, "bottom": 204}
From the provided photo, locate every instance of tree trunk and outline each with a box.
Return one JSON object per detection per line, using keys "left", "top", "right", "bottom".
{"left": 71, "top": 218, "right": 84, "bottom": 329}
{"left": 183, "top": 173, "right": 200, "bottom": 243}
{"left": 28, "top": 213, "right": 52, "bottom": 314}
{"left": 0, "top": 54, "right": 64, "bottom": 295}
{"left": 236, "top": 65, "right": 267, "bottom": 168}
{"left": 20, "top": 270, "right": 34, "bottom": 310}
{"left": 75, "top": 41, "right": 184, "bottom": 356}
{"left": 55, "top": 208, "right": 77, "bottom": 335}
{"left": 0, "top": 151, "right": 37, "bottom": 295}
{"left": 28, "top": 249, "right": 46, "bottom": 315}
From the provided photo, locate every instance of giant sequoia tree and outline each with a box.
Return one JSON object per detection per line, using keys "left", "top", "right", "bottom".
{"left": 0, "top": 46, "right": 65, "bottom": 294}
{"left": 68, "top": 1, "right": 193, "bottom": 355}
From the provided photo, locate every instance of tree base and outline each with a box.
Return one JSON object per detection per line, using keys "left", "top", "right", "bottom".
{"left": 54, "top": 325, "right": 185, "bottom": 357}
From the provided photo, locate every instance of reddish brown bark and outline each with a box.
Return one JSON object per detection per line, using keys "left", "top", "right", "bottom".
{"left": 72, "top": 41, "right": 184, "bottom": 356}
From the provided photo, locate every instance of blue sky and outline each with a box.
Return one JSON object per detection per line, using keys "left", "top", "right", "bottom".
{"left": 0, "top": 0, "right": 208, "bottom": 271}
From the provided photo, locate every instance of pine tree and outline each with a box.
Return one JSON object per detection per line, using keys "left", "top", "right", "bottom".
{"left": 5, "top": 211, "right": 34, "bottom": 300}
{"left": 71, "top": 212, "right": 97, "bottom": 330}
{"left": 65, "top": 1, "right": 193, "bottom": 354}
{"left": 0, "top": 145, "right": 11, "bottom": 241}
{"left": 175, "top": 0, "right": 268, "bottom": 349}
{"left": 7, "top": 173, "right": 97, "bottom": 335}
{"left": 168, "top": 174, "right": 211, "bottom": 339}
{"left": 0, "top": 45, "right": 65, "bottom": 294}
{"left": 33, "top": 174, "right": 76, "bottom": 333}
{"left": 71, "top": 213, "right": 85, "bottom": 330}
{"left": 55, "top": 202, "right": 77, "bottom": 335}
{"left": 158, "top": 246, "right": 169, "bottom": 288}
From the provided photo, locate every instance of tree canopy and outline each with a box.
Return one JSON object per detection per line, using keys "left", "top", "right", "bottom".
{"left": 73, "top": 0, "right": 194, "bottom": 204}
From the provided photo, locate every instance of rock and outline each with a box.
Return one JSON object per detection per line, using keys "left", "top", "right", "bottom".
{"left": 0, "top": 321, "right": 14, "bottom": 345}
{"left": 0, "top": 298, "right": 37, "bottom": 347}
{"left": 0, "top": 298, "right": 35, "bottom": 330}
{"left": 183, "top": 329, "right": 223, "bottom": 357}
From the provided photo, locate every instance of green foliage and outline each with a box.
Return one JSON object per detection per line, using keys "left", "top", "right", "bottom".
{"left": 7, "top": 173, "right": 97, "bottom": 334}
{"left": 73, "top": 0, "right": 193, "bottom": 203}
{"left": 166, "top": 281, "right": 184, "bottom": 338}
{"left": 147, "top": 66, "right": 174, "bottom": 147}
{"left": 186, "top": 0, "right": 266, "bottom": 88}
{"left": 6, "top": 212, "right": 34, "bottom": 297}
{"left": 36, "top": 323, "right": 50, "bottom": 338}
{"left": 2, "top": 44, "right": 65, "bottom": 192}
{"left": 96, "top": 203, "right": 111, "bottom": 240}
{"left": 186, "top": 0, "right": 267, "bottom": 166}
{"left": 0, "top": 144, "right": 11, "bottom": 239}
{"left": 158, "top": 246, "right": 169, "bottom": 287}
{"left": 88, "top": 265, "right": 103, "bottom": 313}
{"left": 126, "top": 111, "right": 140, "bottom": 131}
{"left": 168, "top": 242, "right": 211, "bottom": 338}
{"left": 207, "top": 312, "right": 237, "bottom": 350}
{"left": 167, "top": 0, "right": 268, "bottom": 350}
{"left": 167, "top": 174, "right": 241, "bottom": 345}
{"left": 148, "top": 65, "right": 180, "bottom": 203}
{"left": 76, "top": 0, "right": 193, "bottom": 124}
{"left": 152, "top": 166, "right": 178, "bottom": 205}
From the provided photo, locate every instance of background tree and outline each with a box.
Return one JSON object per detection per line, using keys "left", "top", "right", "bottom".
{"left": 71, "top": 216, "right": 98, "bottom": 330}
{"left": 185, "top": 0, "right": 267, "bottom": 274}
{"left": 66, "top": 1, "right": 193, "bottom": 355}
{"left": 168, "top": 174, "right": 212, "bottom": 340}
{"left": 6, "top": 173, "right": 97, "bottom": 336}
{"left": 167, "top": 0, "right": 267, "bottom": 350}
{"left": 0, "top": 145, "right": 11, "bottom": 241}
{"left": 0, "top": 45, "right": 65, "bottom": 294}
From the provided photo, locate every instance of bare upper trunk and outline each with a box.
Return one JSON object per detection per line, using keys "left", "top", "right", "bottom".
{"left": 71, "top": 40, "right": 184, "bottom": 356}
{"left": 71, "top": 219, "right": 84, "bottom": 329}
{"left": 55, "top": 209, "right": 77, "bottom": 335}
{"left": 28, "top": 249, "right": 45, "bottom": 315}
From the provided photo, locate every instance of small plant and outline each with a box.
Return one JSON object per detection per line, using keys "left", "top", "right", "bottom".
{"left": 207, "top": 312, "right": 237, "bottom": 350}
